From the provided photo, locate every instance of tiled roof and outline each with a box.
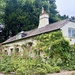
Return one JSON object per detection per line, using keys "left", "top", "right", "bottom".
{"left": 2, "top": 19, "right": 69, "bottom": 44}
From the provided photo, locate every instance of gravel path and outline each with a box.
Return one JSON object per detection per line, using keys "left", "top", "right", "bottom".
{"left": 47, "top": 70, "right": 75, "bottom": 75}
{"left": 0, "top": 74, "right": 4, "bottom": 75}
{"left": 0, "top": 72, "right": 14, "bottom": 75}
{"left": 0, "top": 71, "right": 75, "bottom": 75}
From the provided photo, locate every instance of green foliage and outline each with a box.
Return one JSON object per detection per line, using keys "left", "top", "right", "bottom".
{"left": 59, "top": 44, "right": 75, "bottom": 71}
{"left": 34, "top": 30, "right": 70, "bottom": 58}
{"left": 33, "top": 30, "right": 72, "bottom": 70}
{"left": 43, "top": 63, "right": 60, "bottom": 73}
{"left": 58, "top": 14, "right": 69, "bottom": 20}
{"left": 50, "top": 38, "right": 70, "bottom": 58}
{"left": 34, "top": 68, "right": 47, "bottom": 75}
{"left": 0, "top": 54, "right": 20, "bottom": 73}
{"left": 0, "top": 0, "right": 61, "bottom": 42}
{"left": 15, "top": 58, "right": 60, "bottom": 75}
{"left": 0, "top": 52, "right": 61, "bottom": 74}
{"left": 1, "top": 30, "right": 75, "bottom": 74}
{"left": 0, "top": 0, "right": 71, "bottom": 42}
{"left": 0, "top": 0, "right": 5, "bottom": 23}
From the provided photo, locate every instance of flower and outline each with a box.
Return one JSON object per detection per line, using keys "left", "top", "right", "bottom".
{"left": 38, "top": 48, "right": 40, "bottom": 50}
{"left": 26, "top": 44, "right": 29, "bottom": 48}
{"left": 5, "top": 52, "right": 8, "bottom": 54}
{"left": 18, "top": 52, "right": 20, "bottom": 54}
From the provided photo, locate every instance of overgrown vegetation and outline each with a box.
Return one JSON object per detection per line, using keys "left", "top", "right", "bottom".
{"left": 0, "top": 53, "right": 60, "bottom": 75}
{"left": 0, "top": 30, "right": 75, "bottom": 74}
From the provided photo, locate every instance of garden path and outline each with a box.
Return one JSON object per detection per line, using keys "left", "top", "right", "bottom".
{"left": 47, "top": 70, "right": 75, "bottom": 75}
{"left": 0, "top": 70, "right": 75, "bottom": 75}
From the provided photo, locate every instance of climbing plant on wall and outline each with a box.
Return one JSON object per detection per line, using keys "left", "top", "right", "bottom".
{"left": 33, "top": 30, "right": 70, "bottom": 64}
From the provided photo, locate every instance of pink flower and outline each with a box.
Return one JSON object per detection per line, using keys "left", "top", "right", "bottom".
{"left": 5, "top": 52, "right": 8, "bottom": 54}
{"left": 18, "top": 52, "right": 20, "bottom": 54}
{"left": 26, "top": 45, "right": 29, "bottom": 48}
{"left": 38, "top": 48, "right": 40, "bottom": 50}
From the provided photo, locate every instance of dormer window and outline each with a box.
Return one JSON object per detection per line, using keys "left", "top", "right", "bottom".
{"left": 16, "top": 31, "right": 27, "bottom": 39}
{"left": 68, "top": 28, "right": 75, "bottom": 38}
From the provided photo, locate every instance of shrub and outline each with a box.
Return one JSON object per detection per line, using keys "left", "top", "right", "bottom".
{"left": 53, "top": 66, "right": 61, "bottom": 73}
{"left": 34, "top": 68, "right": 47, "bottom": 75}
{"left": 15, "top": 67, "right": 27, "bottom": 75}
{"left": 1, "top": 30, "right": 74, "bottom": 74}
{"left": 45, "top": 64, "right": 60, "bottom": 73}
{"left": 44, "top": 64, "right": 53, "bottom": 73}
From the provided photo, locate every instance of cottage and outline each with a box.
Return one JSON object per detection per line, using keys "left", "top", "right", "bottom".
{"left": 1, "top": 7, "right": 75, "bottom": 56}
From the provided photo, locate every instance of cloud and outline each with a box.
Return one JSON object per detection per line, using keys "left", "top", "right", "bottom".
{"left": 56, "top": 0, "right": 75, "bottom": 17}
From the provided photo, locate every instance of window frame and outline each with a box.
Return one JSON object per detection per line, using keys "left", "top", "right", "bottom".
{"left": 68, "top": 28, "right": 75, "bottom": 38}
{"left": 15, "top": 48, "right": 19, "bottom": 53}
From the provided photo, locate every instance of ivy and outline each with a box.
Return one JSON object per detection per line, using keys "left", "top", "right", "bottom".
{"left": 34, "top": 30, "right": 69, "bottom": 51}
{"left": 33, "top": 30, "right": 71, "bottom": 66}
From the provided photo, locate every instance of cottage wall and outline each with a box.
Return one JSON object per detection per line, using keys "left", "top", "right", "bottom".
{"left": 61, "top": 22, "right": 75, "bottom": 45}
{"left": 2, "top": 38, "right": 37, "bottom": 56}
{"left": 2, "top": 21, "right": 75, "bottom": 56}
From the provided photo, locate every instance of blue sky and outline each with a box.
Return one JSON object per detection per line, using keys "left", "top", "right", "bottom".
{"left": 56, "top": 0, "right": 75, "bottom": 17}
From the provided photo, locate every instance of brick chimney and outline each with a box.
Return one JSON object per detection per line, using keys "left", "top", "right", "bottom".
{"left": 38, "top": 6, "right": 49, "bottom": 28}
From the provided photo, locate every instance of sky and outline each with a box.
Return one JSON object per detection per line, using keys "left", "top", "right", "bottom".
{"left": 56, "top": 0, "right": 75, "bottom": 17}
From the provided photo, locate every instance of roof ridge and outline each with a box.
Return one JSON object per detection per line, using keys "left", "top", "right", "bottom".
{"left": 2, "top": 19, "right": 71, "bottom": 44}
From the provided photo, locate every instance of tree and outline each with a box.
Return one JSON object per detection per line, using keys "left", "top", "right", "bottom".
{"left": 0, "top": 0, "right": 6, "bottom": 42}
{"left": 58, "top": 14, "right": 69, "bottom": 20}
{"left": 2, "top": 0, "right": 60, "bottom": 42}
{"left": 71, "top": 16, "right": 75, "bottom": 20}
{"left": 0, "top": 0, "right": 6, "bottom": 23}
{"left": 48, "top": 0, "right": 60, "bottom": 23}
{"left": 3, "top": 0, "right": 19, "bottom": 40}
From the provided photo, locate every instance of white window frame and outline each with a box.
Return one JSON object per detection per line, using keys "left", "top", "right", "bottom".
{"left": 68, "top": 28, "right": 75, "bottom": 38}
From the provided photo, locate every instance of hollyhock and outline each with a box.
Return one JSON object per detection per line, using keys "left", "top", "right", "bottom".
{"left": 18, "top": 52, "right": 20, "bottom": 54}
{"left": 5, "top": 52, "right": 8, "bottom": 54}
{"left": 38, "top": 48, "right": 40, "bottom": 50}
{"left": 26, "top": 44, "right": 29, "bottom": 48}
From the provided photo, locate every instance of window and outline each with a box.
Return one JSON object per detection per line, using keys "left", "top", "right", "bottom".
{"left": 5, "top": 50, "right": 8, "bottom": 55}
{"left": 11, "top": 48, "right": 13, "bottom": 53}
{"left": 34, "top": 50, "right": 40, "bottom": 56}
{"left": 10, "top": 48, "right": 13, "bottom": 56}
{"left": 15, "top": 48, "right": 19, "bottom": 53}
{"left": 68, "top": 28, "right": 75, "bottom": 38}
{"left": 5, "top": 50, "right": 7, "bottom": 52}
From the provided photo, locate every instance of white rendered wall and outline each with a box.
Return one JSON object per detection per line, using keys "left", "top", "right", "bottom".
{"left": 2, "top": 38, "right": 37, "bottom": 56}
{"left": 61, "top": 22, "right": 75, "bottom": 45}
{"left": 38, "top": 14, "right": 49, "bottom": 28}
